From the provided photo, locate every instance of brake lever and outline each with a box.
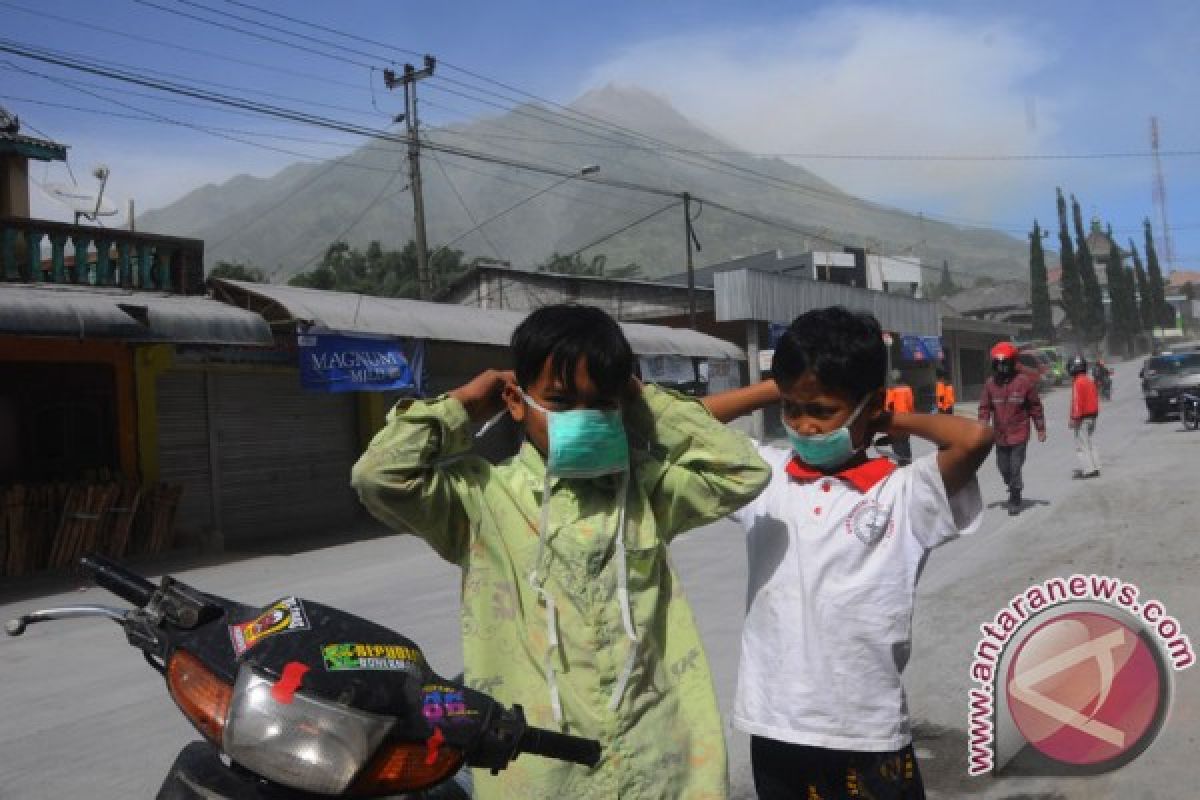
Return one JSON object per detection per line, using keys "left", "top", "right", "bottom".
{"left": 6, "top": 605, "right": 130, "bottom": 636}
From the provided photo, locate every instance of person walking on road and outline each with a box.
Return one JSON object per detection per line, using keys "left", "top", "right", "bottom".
{"left": 885, "top": 370, "right": 915, "bottom": 466}
{"left": 935, "top": 367, "right": 956, "bottom": 414}
{"left": 1068, "top": 355, "right": 1101, "bottom": 478}
{"left": 978, "top": 342, "right": 1046, "bottom": 515}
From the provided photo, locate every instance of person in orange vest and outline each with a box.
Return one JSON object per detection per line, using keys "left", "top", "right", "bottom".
{"left": 885, "top": 369, "right": 915, "bottom": 465}
{"left": 1068, "top": 355, "right": 1100, "bottom": 477}
{"left": 935, "top": 367, "right": 956, "bottom": 415}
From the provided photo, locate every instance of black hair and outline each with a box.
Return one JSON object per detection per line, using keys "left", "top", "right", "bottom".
{"left": 771, "top": 307, "right": 887, "bottom": 402}
{"left": 511, "top": 304, "right": 634, "bottom": 400}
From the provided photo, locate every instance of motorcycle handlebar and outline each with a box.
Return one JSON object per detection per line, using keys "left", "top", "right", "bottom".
{"left": 80, "top": 554, "right": 156, "bottom": 608}
{"left": 519, "top": 726, "right": 601, "bottom": 768}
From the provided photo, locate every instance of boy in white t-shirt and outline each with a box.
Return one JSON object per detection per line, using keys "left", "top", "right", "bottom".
{"left": 703, "top": 307, "right": 993, "bottom": 800}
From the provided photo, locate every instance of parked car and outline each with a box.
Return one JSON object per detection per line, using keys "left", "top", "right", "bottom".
{"left": 1036, "top": 347, "right": 1067, "bottom": 386}
{"left": 1017, "top": 349, "right": 1053, "bottom": 389}
{"left": 1142, "top": 352, "right": 1200, "bottom": 420}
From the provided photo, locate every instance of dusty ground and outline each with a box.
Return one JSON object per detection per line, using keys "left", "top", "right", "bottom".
{"left": 1, "top": 360, "right": 1195, "bottom": 799}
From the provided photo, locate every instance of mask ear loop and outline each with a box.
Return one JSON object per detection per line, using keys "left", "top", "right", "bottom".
{"left": 608, "top": 471, "right": 639, "bottom": 712}
{"left": 528, "top": 475, "right": 564, "bottom": 725}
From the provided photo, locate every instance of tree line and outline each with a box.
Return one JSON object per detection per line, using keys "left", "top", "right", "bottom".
{"left": 1028, "top": 188, "right": 1176, "bottom": 355}
{"left": 207, "top": 241, "right": 641, "bottom": 296}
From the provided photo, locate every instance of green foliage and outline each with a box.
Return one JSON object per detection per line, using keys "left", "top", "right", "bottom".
{"left": 928, "top": 259, "right": 959, "bottom": 300}
{"left": 1100, "top": 225, "right": 1139, "bottom": 355}
{"left": 1028, "top": 221, "right": 1053, "bottom": 342}
{"left": 1143, "top": 219, "right": 1175, "bottom": 328}
{"left": 209, "top": 260, "right": 266, "bottom": 282}
{"left": 1056, "top": 188, "right": 1084, "bottom": 334}
{"left": 1129, "top": 240, "right": 1153, "bottom": 333}
{"left": 1071, "top": 195, "right": 1107, "bottom": 344}
{"left": 288, "top": 240, "right": 468, "bottom": 298}
{"left": 974, "top": 275, "right": 996, "bottom": 288}
{"left": 537, "top": 252, "right": 642, "bottom": 279}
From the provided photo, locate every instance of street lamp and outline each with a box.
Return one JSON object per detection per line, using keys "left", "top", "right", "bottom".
{"left": 441, "top": 165, "right": 600, "bottom": 249}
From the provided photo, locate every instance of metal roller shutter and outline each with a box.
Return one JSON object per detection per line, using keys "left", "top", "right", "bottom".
{"left": 211, "top": 372, "right": 359, "bottom": 544}
{"left": 156, "top": 370, "right": 213, "bottom": 539}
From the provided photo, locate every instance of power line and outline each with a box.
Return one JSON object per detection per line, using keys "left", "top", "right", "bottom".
{"left": 133, "top": 0, "right": 375, "bottom": 70}
{"left": 286, "top": 166, "right": 406, "bottom": 277}
{"left": 165, "top": 0, "right": 1017, "bottom": 231}
{"left": 426, "top": 149, "right": 504, "bottom": 261}
{"left": 565, "top": 201, "right": 682, "bottom": 259}
{"left": 0, "top": 38, "right": 1054, "bottom": 267}
{"left": 0, "top": 0, "right": 385, "bottom": 103}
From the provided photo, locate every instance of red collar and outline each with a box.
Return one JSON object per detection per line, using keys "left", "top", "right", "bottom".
{"left": 786, "top": 456, "right": 897, "bottom": 492}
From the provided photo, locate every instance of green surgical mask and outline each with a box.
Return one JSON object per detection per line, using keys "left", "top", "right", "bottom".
{"left": 783, "top": 396, "right": 869, "bottom": 470}
{"left": 520, "top": 391, "right": 629, "bottom": 478}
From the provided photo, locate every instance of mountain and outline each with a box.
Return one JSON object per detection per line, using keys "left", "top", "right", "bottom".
{"left": 136, "top": 85, "right": 1029, "bottom": 285}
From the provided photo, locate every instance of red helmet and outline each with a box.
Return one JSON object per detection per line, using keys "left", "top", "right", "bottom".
{"left": 990, "top": 342, "right": 1018, "bottom": 361}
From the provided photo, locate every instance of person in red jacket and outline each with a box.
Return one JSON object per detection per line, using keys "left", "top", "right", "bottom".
{"left": 978, "top": 342, "right": 1047, "bottom": 515}
{"left": 1068, "top": 355, "right": 1100, "bottom": 478}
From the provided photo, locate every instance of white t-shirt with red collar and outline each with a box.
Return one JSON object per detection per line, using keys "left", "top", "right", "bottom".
{"left": 731, "top": 445, "right": 983, "bottom": 752}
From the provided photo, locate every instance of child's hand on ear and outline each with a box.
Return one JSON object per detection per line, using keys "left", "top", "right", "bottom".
{"left": 450, "top": 369, "right": 517, "bottom": 422}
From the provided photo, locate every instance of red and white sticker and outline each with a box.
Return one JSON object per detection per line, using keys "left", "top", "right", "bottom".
{"left": 229, "top": 597, "right": 310, "bottom": 656}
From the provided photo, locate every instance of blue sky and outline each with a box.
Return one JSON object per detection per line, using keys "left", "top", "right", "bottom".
{"left": 4, "top": 0, "right": 1199, "bottom": 274}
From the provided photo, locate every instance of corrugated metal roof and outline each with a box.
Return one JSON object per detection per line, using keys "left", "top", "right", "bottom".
{"left": 0, "top": 130, "right": 68, "bottom": 161}
{"left": 0, "top": 284, "right": 273, "bottom": 344}
{"left": 212, "top": 279, "right": 744, "bottom": 360}
{"left": 714, "top": 269, "right": 941, "bottom": 335}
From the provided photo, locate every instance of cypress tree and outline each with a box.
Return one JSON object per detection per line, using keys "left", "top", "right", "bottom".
{"left": 1029, "top": 221, "right": 1053, "bottom": 341}
{"left": 1144, "top": 218, "right": 1173, "bottom": 329}
{"left": 937, "top": 260, "right": 958, "bottom": 298}
{"left": 1056, "top": 188, "right": 1084, "bottom": 336}
{"left": 1072, "top": 196, "right": 1107, "bottom": 344}
{"left": 1101, "top": 225, "right": 1135, "bottom": 355}
{"left": 1130, "top": 239, "right": 1153, "bottom": 333}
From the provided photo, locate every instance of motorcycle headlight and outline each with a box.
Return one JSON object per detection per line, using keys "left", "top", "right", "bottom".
{"left": 223, "top": 666, "right": 394, "bottom": 795}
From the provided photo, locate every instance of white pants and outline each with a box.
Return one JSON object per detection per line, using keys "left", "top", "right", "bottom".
{"left": 1074, "top": 417, "right": 1100, "bottom": 475}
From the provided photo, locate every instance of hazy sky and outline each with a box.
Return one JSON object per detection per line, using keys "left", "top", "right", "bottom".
{"left": 4, "top": 0, "right": 1199, "bottom": 271}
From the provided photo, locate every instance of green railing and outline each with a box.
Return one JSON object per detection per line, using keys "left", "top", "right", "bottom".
{"left": 1, "top": 217, "right": 205, "bottom": 295}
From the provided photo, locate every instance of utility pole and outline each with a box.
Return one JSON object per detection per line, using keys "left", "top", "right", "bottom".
{"left": 384, "top": 56, "right": 436, "bottom": 299}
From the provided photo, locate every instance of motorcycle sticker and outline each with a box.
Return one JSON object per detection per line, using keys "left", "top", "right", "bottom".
{"left": 421, "top": 684, "right": 478, "bottom": 723}
{"left": 321, "top": 642, "right": 425, "bottom": 672}
{"left": 229, "top": 597, "right": 310, "bottom": 656}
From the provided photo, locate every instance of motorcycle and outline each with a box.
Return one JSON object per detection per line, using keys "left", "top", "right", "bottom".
{"left": 1183, "top": 392, "right": 1200, "bottom": 431}
{"left": 5, "top": 554, "right": 600, "bottom": 799}
{"left": 1093, "top": 365, "right": 1113, "bottom": 401}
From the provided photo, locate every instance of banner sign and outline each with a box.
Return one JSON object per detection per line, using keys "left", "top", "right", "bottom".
{"left": 297, "top": 332, "right": 424, "bottom": 394}
{"left": 900, "top": 335, "right": 944, "bottom": 363}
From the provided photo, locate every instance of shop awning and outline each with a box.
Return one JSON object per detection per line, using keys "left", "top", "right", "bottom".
{"left": 0, "top": 284, "right": 273, "bottom": 344}
{"left": 212, "top": 279, "right": 745, "bottom": 360}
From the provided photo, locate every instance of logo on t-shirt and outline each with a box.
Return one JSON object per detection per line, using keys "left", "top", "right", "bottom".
{"left": 846, "top": 499, "right": 895, "bottom": 546}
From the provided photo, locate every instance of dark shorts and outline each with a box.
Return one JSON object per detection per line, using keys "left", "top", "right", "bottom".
{"left": 751, "top": 736, "right": 925, "bottom": 800}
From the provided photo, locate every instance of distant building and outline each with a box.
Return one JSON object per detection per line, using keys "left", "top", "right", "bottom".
{"left": 659, "top": 248, "right": 924, "bottom": 297}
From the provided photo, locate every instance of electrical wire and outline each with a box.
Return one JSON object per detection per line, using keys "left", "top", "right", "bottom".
{"left": 427, "top": 149, "right": 504, "bottom": 261}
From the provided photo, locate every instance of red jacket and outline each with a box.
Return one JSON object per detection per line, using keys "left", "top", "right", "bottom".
{"left": 978, "top": 371, "right": 1046, "bottom": 446}
{"left": 1071, "top": 374, "right": 1100, "bottom": 422}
